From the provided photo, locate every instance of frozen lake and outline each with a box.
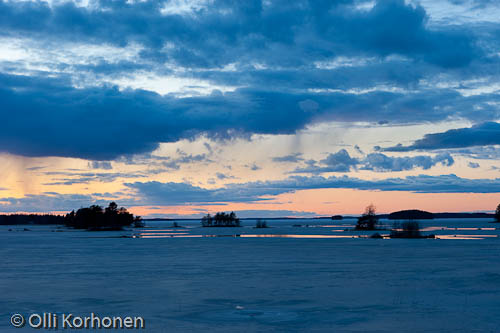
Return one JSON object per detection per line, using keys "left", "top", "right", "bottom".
{"left": 2, "top": 218, "right": 500, "bottom": 332}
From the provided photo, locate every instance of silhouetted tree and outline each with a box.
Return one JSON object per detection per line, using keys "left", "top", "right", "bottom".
{"left": 201, "top": 213, "right": 213, "bottom": 227}
{"left": 390, "top": 221, "right": 421, "bottom": 238}
{"left": 355, "top": 204, "right": 379, "bottom": 230}
{"left": 389, "top": 221, "right": 435, "bottom": 238}
{"left": 106, "top": 201, "right": 118, "bottom": 214}
{"left": 255, "top": 219, "right": 268, "bottom": 228}
{"left": 133, "top": 216, "right": 145, "bottom": 228}
{"left": 495, "top": 204, "right": 500, "bottom": 222}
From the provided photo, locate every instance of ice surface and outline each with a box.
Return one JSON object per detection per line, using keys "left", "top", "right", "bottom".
{"left": 1, "top": 218, "right": 500, "bottom": 332}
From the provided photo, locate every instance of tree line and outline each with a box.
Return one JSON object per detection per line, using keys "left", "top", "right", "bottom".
{"left": 0, "top": 214, "right": 65, "bottom": 225}
{"left": 201, "top": 212, "right": 240, "bottom": 227}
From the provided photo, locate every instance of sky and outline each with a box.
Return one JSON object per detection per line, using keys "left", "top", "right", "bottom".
{"left": 0, "top": 0, "right": 499, "bottom": 218}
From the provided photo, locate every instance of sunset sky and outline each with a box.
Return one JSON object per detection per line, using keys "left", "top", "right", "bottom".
{"left": 0, "top": 0, "right": 499, "bottom": 217}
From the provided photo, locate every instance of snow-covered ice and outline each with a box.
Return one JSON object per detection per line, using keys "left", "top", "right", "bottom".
{"left": 1, "top": 218, "right": 500, "bottom": 332}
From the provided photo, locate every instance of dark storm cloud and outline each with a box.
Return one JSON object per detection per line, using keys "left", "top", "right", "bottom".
{"left": 0, "top": 73, "right": 323, "bottom": 159}
{"left": 384, "top": 122, "right": 500, "bottom": 151}
{"left": 2, "top": 71, "right": 500, "bottom": 160}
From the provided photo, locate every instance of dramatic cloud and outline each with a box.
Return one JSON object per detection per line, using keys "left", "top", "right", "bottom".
{"left": 3, "top": 69, "right": 499, "bottom": 160}
{"left": 384, "top": 122, "right": 500, "bottom": 151}
{"left": 0, "top": 73, "right": 326, "bottom": 159}
{"left": 0, "top": 0, "right": 498, "bottom": 160}
{"left": 0, "top": 0, "right": 479, "bottom": 68}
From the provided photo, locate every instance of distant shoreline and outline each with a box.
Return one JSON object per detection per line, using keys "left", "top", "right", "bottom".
{"left": 144, "top": 212, "right": 495, "bottom": 221}
{"left": 0, "top": 212, "right": 495, "bottom": 226}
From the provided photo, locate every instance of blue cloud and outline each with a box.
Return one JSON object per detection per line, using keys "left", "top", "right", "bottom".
{"left": 0, "top": 193, "right": 110, "bottom": 213}
{"left": 89, "top": 161, "right": 113, "bottom": 170}
{"left": 126, "top": 174, "right": 500, "bottom": 206}
{"left": 384, "top": 122, "right": 500, "bottom": 151}
{"left": 362, "top": 152, "right": 454, "bottom": 171}
{"left": 0, "top": 73, "right": 323, "bottom": 159}
{"left": 1, "top": 173, "right": 498, "bottom": 212}
{"left": 2, "top": 70, "right": 497, "bottom": 162}
{"left": 41, "top": 171, "right": 146, "bottom": 186}
{"left": 216, "top": 172, "right": 236, "bottom": 180}
{"left": 292, "top": 150, "right": 454, "bottom": 173}
{"left": 248, "top": 164, "right": 261, "bottom": 171}
{"left": 126, "top": 181, "right": 276, "bottom": 205}
{"left": 454, "top": 146, "right": 500, "bottom": 160}
{"left": 293, "top": 149, "right": 359, "bottom": 173}
{"left": 0, "top": 0, "right": 479, "bottom": 68}
{"left": 272, "top": 153, "right": 304, "bottom": 163}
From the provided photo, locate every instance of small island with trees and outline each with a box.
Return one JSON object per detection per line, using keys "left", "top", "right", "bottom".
{"left": 388, "top": 210, "right": 434, "bottom": 220}
{"left": 355, "top": 204, "right": 380, "bottom": 230}
{"left": 254, "top": 219, "right": 269, "bottom": 228}
{"left": 65, "top": 202, "right": 142, "bottom": 231}
{"left": 355, "top": 205, "right": 436, "bottom": 238}
{"left": 201, "top": 212, "right": 240, "bottom": 227}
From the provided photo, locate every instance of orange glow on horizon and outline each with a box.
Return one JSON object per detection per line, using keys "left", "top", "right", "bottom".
{"left": 128, "top": 188, "right": 500, "bottom": 218}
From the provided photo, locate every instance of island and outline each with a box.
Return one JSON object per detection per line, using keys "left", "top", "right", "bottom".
{"left": 201, "top": 212, "right": 241, "bottom": 227}
{"left": 388, "top": 210, "right": 434, "bottom": 220}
